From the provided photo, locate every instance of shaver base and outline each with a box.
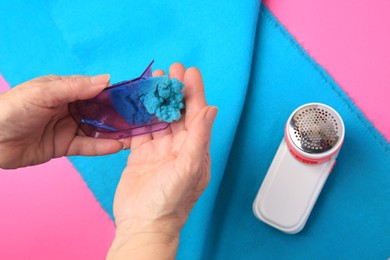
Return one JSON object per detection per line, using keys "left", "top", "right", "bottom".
{"left": 253, "top": 140, "right": 335, "bottom": 234}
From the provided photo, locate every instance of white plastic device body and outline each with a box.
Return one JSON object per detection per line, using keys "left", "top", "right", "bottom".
{"left": 253, "top": 103, "right": 344, "bottom": 234}
{"left": 253, "top": 140, "right": 337, "bottom": 234}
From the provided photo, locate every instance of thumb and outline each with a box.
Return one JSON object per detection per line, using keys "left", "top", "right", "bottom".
{"left": 179, "top": 106, "right": 218, "bottom": 162}
{"left": 44, "top": 74, "right": 110, "bottom": 107}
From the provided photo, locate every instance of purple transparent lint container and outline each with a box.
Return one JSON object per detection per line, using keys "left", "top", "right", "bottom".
{"left": 68, "top": 61, "right": 169, "bottom": 139}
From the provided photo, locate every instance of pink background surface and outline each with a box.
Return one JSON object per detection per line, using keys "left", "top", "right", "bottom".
{"left": 0, "top": 76, "right": 115, "bottom": 259}
{"left": 1, "top": 1, "right": 389, "bottom": 258}
{"left": 264, "top": 0, "right": 390, "bottom": 141}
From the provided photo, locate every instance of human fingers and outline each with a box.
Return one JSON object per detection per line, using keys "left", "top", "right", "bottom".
{"left": 66, "top": 136, "right": 124, "bottom": 156}
{"left": 182, "top": 68, "right": 207, "bottom": 130}
{"left": 25, "top": 74, "right": 110, "bottom": 108}
{"left": 153, "top": 69, "right": 165, "bottom": 77}
{"left": 177, "top": 106, "right": 217, "bottom": 168}
{"left": 117, "top": 137, "right": 131, "bottom": 150}
{"left": 29, "top": 75, "right": 63, "bottom": 83}
{"left": 169, "top": 63, "right": 186, "bottom": 81}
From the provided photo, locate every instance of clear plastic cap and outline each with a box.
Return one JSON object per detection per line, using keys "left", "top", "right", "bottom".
{"left": 68, "top": 61, "right": 169, "bottom": 139}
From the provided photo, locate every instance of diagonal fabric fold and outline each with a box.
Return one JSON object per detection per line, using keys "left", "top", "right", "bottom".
{"left": 1, "top": 1, "right": 388, "bottom": 258}
{"left": 0, "top": 1, "right": 260, "bottom": 258}
{"left": 205, "top": 7, "right": 390, "bottom": 259}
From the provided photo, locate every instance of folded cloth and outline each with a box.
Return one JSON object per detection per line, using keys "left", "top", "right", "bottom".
{"left": 204, "top": 7, "right": 390, "bottom": 259}
{"left": 0, "top": 1, "right": 388, "bottom": 259}
{"left": 0, "top": 1, "right": 259, "bottom": 259}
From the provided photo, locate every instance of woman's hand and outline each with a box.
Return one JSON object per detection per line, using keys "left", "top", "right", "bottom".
{"left": 108, "top": 64, "right": 217, "bottom": 260}
{"left": 0, "top": 74, "right": 125, "bottom": 169}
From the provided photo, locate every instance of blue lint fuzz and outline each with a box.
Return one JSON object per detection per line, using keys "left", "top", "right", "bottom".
{"left": 138, "top": 76, "right": 184, "bottom": 123}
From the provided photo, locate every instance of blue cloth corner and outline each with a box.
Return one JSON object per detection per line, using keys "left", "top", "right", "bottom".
{"left": 0, "top": 1, "right": 260, "bottom": 259}
{"left": 203, "top": 7, "right": 390, "bottom": 259}
{"left": 0, "top": 1, "right": 389, "bottom": 259}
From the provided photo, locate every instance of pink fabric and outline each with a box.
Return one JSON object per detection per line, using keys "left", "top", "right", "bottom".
{"left": 0, "top": 75, "right": 8, "bottom": 92}
{"left": 264, "top": 0, "right": 390, "bottom": 141}
{"left": 0, "top": 76, "right": 115, "bottom": 259}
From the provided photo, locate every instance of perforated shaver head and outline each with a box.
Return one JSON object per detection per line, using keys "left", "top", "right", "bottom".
{"left": 286, "top": 103, "right": 344, "bottom": 157}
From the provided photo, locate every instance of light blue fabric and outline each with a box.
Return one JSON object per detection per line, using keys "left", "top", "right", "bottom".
{"left": 0, "top": 1, "right": 259, "bottom": 259}
{"left": 204, "top": 7, "right": 390, "bottom": 259}
{"left": 0, "top": 1, "right": 389, "bottom": 259}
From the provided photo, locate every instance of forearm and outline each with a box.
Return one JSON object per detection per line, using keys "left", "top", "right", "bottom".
{"left": 107, "top": 219, "right": 182, "bottom": 260}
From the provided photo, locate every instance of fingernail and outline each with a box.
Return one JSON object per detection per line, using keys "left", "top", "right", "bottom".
{"left": 91, "top": 74, "right": 110, "bottom": 86}
{"left": 205, "top": 106, "right": 218, "bottom": 124}
{"left": 121, "top": 142, "right": 127, "bottom": 150}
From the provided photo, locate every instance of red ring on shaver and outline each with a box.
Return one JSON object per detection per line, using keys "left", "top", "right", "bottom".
{"left": 284, "top": 128, "right": 342, "bottom": 165}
